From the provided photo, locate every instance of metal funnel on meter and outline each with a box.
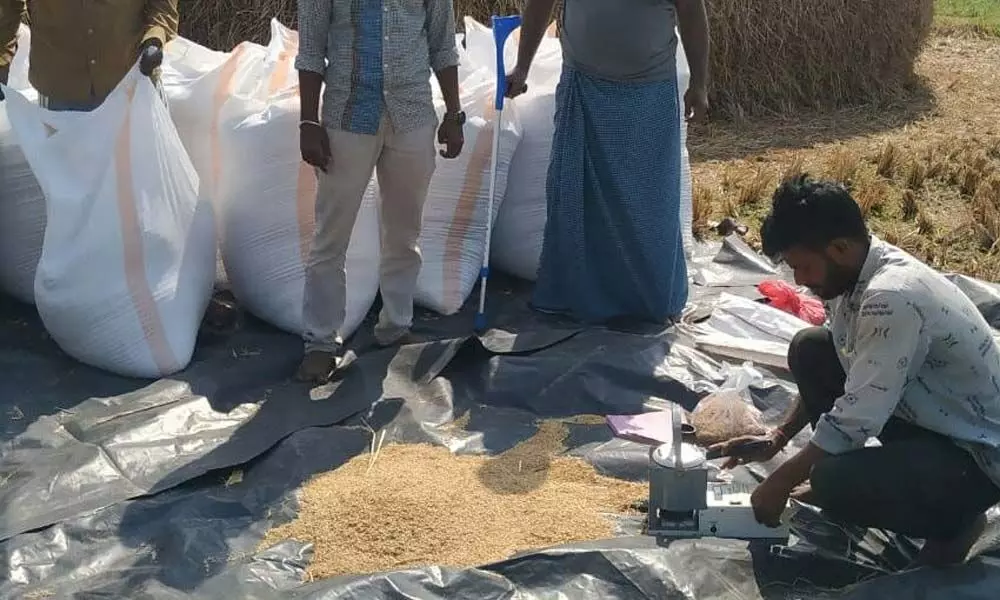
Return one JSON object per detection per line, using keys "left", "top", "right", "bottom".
{"left": 647, "top": 403, "right": 709, "bottom": 536}
{"left": 646, "top": 403, "right": 791, "bottom": 541}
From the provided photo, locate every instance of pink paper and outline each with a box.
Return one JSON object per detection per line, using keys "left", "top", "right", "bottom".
{"left": 606, "top": 411, "right": 675, "bottom": 446}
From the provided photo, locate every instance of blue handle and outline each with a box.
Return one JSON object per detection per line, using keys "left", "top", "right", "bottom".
{"left": 491, "top": 14, "right": 522, "bottom": 111}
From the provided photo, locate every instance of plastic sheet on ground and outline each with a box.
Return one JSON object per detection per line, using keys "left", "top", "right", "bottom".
{"left": 2, "top": 241, "right": 1000, "bottom": 599}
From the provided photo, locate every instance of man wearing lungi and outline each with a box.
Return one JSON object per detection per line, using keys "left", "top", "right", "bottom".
{"left": 505, "top": 0, "right": 710, "bottom": 324}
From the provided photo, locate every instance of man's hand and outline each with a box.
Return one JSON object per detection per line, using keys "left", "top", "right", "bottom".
{"left": 709, "top": 431, "right": 785, "bottom": 470}
{"left": 684, "top": 84, "right": 709, "bottom": 123}
{"left": 139, "top": 42, "right": 164, "bottom": 78}
{"left": 300, "top": 123, "right": 332, "bottom": 172}
{"left": 437, "top": 114, "right": 464, "bottom": 159}
{"left": 504, "top": 65, "right": 529, "bottom": 99}
{"left": 750, "top": 474, "right": 794, "bottom": 528}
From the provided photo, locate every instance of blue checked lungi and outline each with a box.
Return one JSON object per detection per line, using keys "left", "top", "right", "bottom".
{"left": 532, "top": 65, "right": 689, "bottom": 324}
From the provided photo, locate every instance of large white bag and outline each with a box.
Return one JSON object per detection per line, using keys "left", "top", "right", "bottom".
{"left": 160, "top": 35, "right": 265, "bottom": 290}
{"left": 216, "top": 21, "right": 380, "bottom": 338}
{"left": 482, "top": 20, "right": 560, "bottom": 282}
{"left": 489, "top": 22, "right": 695, "bottom": 282}
{"left": 162, "top": 38, "right": 267, "bottom": 198}
{"left": 6, "top": 23, "right": 31, "bottom": 90}
{"left": 0, "top": 89, "right": 44, "bottom": 304}
{"left": 0, "top": 25, "right": 47, "bottom": 304}
{"left": 3, "top": 66, "right": 217, "bottom": 378}
{"left": 410, "top": 29, "right": 522, "bottom": 315}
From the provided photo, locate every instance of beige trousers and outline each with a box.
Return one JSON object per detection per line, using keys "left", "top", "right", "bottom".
{"left": 302, "top": 116, "right": 437, "bottom": 352}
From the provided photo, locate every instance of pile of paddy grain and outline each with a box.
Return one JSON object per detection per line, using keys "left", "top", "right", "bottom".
{"left": 177, "top": 0, "right": 933, "bottom": 118}
{"left": 261, "top": 419, "right": 646, "bottom": 580}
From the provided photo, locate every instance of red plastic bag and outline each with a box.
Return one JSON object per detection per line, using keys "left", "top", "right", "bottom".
{"left": 758, "top": 280, "right": 826, "bottom": 325}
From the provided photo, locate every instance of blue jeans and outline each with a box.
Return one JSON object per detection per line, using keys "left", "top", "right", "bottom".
{"left": 38, "top": 80, "right": 168, "bottom": 112}
{"left": 38, "top": 93, "right": 103, "bottom": 112}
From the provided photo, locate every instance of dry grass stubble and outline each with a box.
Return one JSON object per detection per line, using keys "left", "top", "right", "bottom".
{"left": 690, "top": 35, "right": 1000, "bottom": 281}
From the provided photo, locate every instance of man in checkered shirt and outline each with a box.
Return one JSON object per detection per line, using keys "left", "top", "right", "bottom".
{"left": 294, "top": 0, "right": 465, "bottom": 383}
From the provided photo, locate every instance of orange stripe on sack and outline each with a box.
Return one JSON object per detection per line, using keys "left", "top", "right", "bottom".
{"left": 115, "top": 82, "right": 178, "bottom": 374}
{"left": 442, "top": 96, "right": 496, "bottom": 308}
{"left": 268, "top": 51, "right": 292, "bottom": 96}
{"left": 209, "top": 44, "right": 249, "bottom": 204}
{"left": 295, "top": 158, "right": 318, "bottom": 268}
{"left": 280, "top": 55, "right": 316, "bottom": 273}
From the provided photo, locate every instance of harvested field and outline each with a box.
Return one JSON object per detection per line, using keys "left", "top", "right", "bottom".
{"left": 935, "top": 0, "right": 1000, "bottom": 37}
{"left": 261, "top": 419, "right": 646, "bottom": 581}
{"left": 690, "top": 32, "right": 1000, "bottom": 281}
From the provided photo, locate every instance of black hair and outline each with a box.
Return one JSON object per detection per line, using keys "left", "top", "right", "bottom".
{"left": 759, "top": 174, "right": 869, "bottom": 261}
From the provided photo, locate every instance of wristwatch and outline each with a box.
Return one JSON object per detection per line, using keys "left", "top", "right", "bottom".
{"left": 443, "top": 110, "right": 466, "bottom": 126}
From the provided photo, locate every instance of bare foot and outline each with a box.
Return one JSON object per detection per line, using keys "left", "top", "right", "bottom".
{"left": 913, "top": 513, "right": 987, "bottom": 568}
{"left": 295, "top": 350, "right": 338, "bottom": 384}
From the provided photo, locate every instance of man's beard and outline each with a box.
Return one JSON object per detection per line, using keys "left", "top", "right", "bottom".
{"left": 810, "top": 258, "right": 857, "bottom": 300}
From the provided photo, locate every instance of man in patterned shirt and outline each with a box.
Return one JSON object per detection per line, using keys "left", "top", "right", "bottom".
{"left": 713, "top": 175, "right": 1000, "bottom": 567}
{"left": 294, "top": 0, "right": 464, "bottom": 383}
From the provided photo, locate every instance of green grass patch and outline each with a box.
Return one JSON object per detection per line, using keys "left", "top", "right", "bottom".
{"left": 935, "top": 0, "right": 1000, "bottom": 36}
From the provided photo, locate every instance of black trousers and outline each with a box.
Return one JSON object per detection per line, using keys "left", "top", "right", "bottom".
{"left": 788, "top": 327, "right": 1000, "bottom": 540}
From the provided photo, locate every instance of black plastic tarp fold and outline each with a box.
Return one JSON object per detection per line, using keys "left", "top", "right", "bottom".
{"left": 2, "top": 240, "right": 999, "bottom": 599}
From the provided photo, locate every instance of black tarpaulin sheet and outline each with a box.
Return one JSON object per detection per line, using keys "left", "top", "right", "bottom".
{"left": 2, "top": 239, "right": 1000, "bottom": 599}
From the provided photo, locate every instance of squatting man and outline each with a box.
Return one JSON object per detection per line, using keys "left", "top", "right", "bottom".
{"left": 713, "top": 175, "right": 1000, "bottom": 568}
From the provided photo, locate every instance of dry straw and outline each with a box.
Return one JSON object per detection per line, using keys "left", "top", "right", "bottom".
{"left": 707, "top": 0, "right": 934, "bottom": 118}
{"left": 261, "top": 418, "right": 646, "bottom": 581}
{"left": 175, "top": 0, "right": 934, "bottom": 118}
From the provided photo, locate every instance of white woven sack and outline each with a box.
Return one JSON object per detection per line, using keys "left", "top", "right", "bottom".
{"left": 484, "top": 20, "right": 561, "bottom": 281}
{"left": 161, "top": 34, "right": 268, "bottom": 289}
{"left": 3, "top": 66, "right": 216, "bottom": 378}
{"left": 6, "top": 23, "right": 31, "bottom": 90}
{"left": 0, "top": 25, "right": 45, "bottom": 304}
{"left": 407, "top": 31, "right": 522, "bottom": 315}
{"left": 0, "top": 25, "right": 46, "bottom": 304}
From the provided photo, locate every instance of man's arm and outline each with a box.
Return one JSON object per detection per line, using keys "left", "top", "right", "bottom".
{"left": 0, "top": 0, "right": 26, "bottom": 78}
{"left": 771, "top": 395, "right": 811, "bottom": 448}
{"left": 674, "top": 0, "right": 710, "bottom": 91}
{"left": 514, "top": 0, "right": 558, "bottom": 73}
{"left": 768, "top": 291, "right": 929, "bottom": 491}
{"left": 142, "top": 0, "right": 180, "bottom": 48}
{"left": 295, "top": 0, "right": 333, "bottom": 124}
{"left": 425, "top": 0, "right": 460, "bottom": 114}
{"left": 710, "top": 392, "right": 809, "bottom": 470}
